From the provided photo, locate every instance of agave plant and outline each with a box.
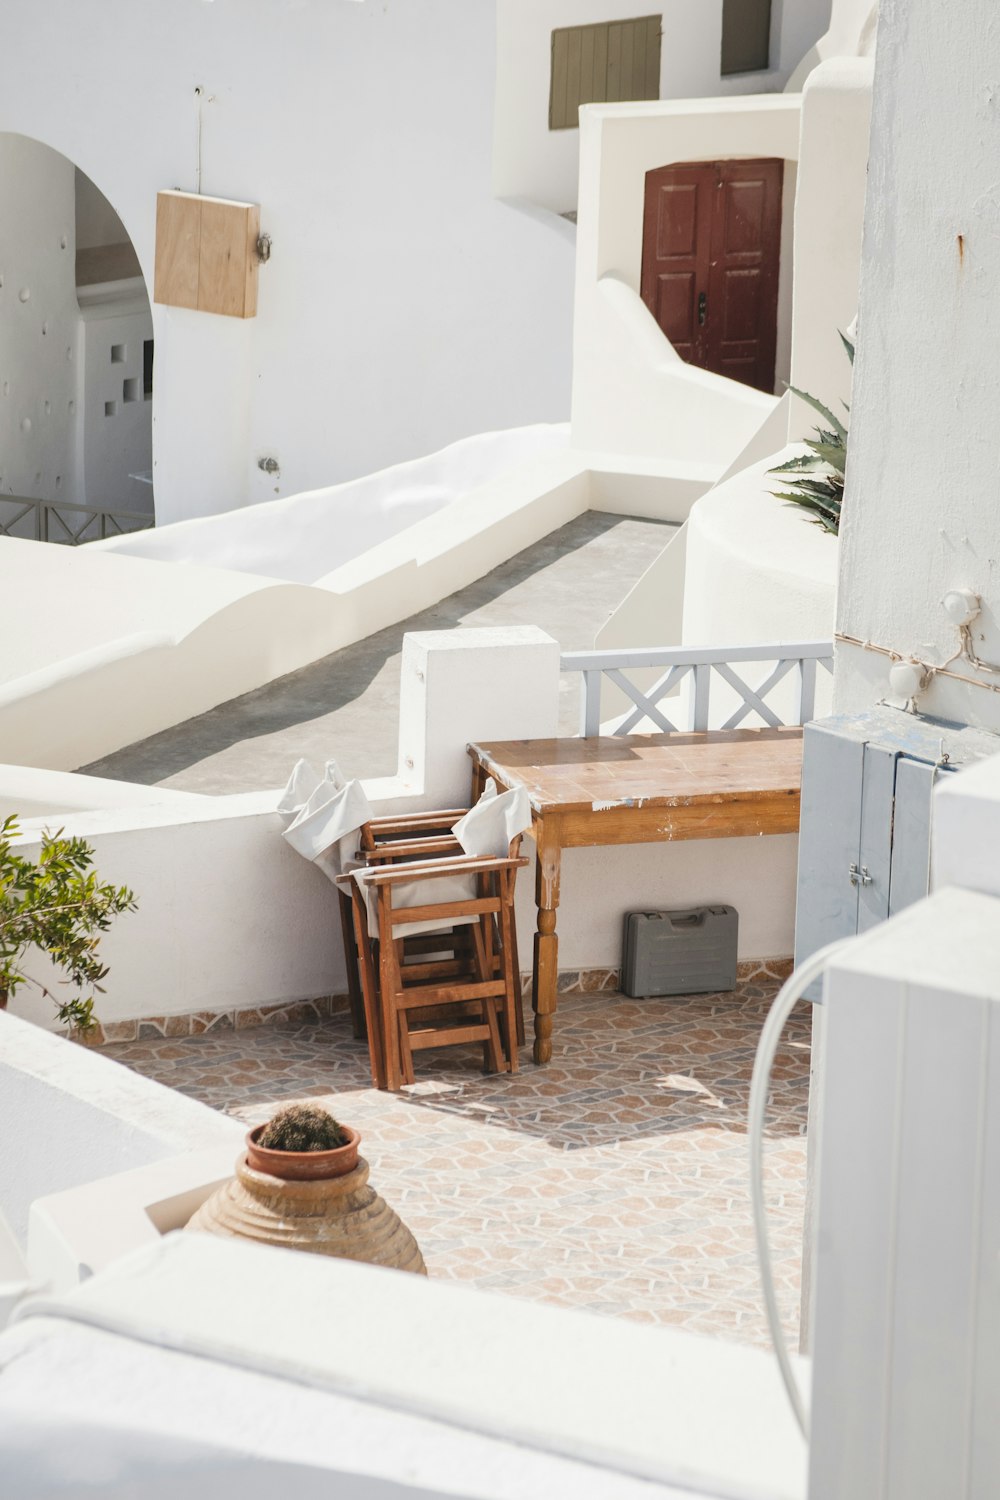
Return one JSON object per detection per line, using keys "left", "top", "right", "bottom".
{"left": 769, "top": 333, "right": 854, "bottom": 536}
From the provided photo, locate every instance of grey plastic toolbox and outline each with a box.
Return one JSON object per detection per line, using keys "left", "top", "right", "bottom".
{"left": 621, "top": 906, "right": 738, "bottom": 997}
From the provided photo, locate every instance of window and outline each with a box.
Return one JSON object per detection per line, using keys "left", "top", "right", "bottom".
{"left": 721, "top": 0, "right": 772, "bottom": 76}
{"left": 549, "top": 15, "right": 662, "bottom": 131}
{"left": 143, "top": 338, "right": 154, "bottom": 399}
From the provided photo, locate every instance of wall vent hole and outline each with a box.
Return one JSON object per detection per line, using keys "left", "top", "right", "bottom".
{"left": 123, "top": 377, "right": 141, "bottom": 403}
{"left": 104, "top": 401, "right": 117, "bottom": 418}
{"left": 111, "top": 344, "right": 126, "bottom": 365}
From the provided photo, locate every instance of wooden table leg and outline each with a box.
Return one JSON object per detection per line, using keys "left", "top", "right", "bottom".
{"left": 531, "top": 824, "right": 561, "bottom": 1065}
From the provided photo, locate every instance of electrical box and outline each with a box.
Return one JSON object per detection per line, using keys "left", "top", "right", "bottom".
{"left": 621, "top": 906, "right": 738, "bottom": 997}
{"left": 794, "top": 706, "right": 999, "bottom": 981}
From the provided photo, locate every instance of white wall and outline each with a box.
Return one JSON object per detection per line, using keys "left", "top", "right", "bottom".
{"left": 0, "top": 443, "right": 706, "bottom": 772}
{"left": 788, "top": 57, "right": 872, "bottom": 435}
{"left": 493, "top": 0, "right": 831, "bottom": 214}
{"left": 0, "top": 1010, "right": 239, "bottom": 1247}
{"left": 0, "top": 763, "right": 206, "bottom": 821}
{"left": 80, "top": 292, "right": 154, "bottom": 516}
{"left": 92, "top": 425, "right": 570, "bottom": 582}
{"left": 682, "top": 453, "right": 838, "bottom": 648}
{"left": 787, "top": 0, "right": 876, "bottom": 89}
{"left": 0, "top": 135, "right": 81, "bottom": 510}
{"left": 834, "top": 0, "right": 1000, "bottom": 733}
{"left": 75, "top": 169, "right": 130, "bottom": 252}
{"left": 0, "top": 0, "right": 576, "bottom": 526}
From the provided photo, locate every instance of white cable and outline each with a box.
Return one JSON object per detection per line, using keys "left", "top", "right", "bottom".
{"left": 748, "top": 938, "right": 855, "bottom": 1442}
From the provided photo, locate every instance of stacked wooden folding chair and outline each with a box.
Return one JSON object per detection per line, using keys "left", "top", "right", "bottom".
{"left": 337, "top": 793, "right": 529, "bottom": 1091}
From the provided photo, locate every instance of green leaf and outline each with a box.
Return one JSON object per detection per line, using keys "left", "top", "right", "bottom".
{"left": 839, "top": 329, "right": 855, "bottom": 365}
{"left": 803, "top": 439, "right": 847, "bottom": 474}
{"left": 787, "top": 385, "right": 848, "bottom": 441}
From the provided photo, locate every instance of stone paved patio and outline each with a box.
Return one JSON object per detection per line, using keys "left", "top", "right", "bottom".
{"left": 103, "top": 970, "right": 809, "bottom": 1349}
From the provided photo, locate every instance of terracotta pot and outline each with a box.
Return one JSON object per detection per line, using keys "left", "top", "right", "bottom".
{"left": 245, "top": 1123, "right": 361, "bottom": 1181}
{"left": 186, "top": 1151, "right": 426, "bottom": 1276}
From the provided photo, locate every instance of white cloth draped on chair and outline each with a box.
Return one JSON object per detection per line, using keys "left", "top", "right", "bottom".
{"left": 352, "top": 783, "right": 531, "bottom": 939}
{"left": 279, "top": 759, "right": 374, "bottom": 883}
{"left": 278, "top": 761, "right": 531, "bottom": 941}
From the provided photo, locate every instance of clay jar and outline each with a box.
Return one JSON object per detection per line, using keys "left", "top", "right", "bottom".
{"left": 186, "top": 1124, "right": 426, "bottom": 1275}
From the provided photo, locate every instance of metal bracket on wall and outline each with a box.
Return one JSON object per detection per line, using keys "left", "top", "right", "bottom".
{"left": 849, "top": 863, "right": 873, "bottom": 887}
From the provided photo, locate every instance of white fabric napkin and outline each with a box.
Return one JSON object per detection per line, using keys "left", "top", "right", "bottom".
{"left": 452, "top": 784, "right": 531, "bottom": 857}
{"left": 277, "top": 758, "right": 346, "bottom": 830}
{"left": 281, "top": 766, "right": 374, "bottom": 884}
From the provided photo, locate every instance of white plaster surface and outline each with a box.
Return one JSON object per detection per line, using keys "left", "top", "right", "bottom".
{"left": 786, "top": 0, "right": 876, "bottom": 90}
{"left": 0, "top": 136, "right": 80, "bottom": 507}
{"left": 787, "top": 58, "right": 872, "bottom": 437}
{"left": 0, "top": 1324, "right": 700, "bottom": 1499}
{"left": 0, "top": 1, "right": 576, "bottom": 525}
{"left": 0, "top": 763, "right": 206, "bottom": 821}
{"left": 5, "top": 1233, "right": 808, "bottom": 1498}
{"left": 92, "top": 424, "right": 570, "bottom": 582}
{"left": 79, "top": 290, "right": 154, "bottom": 516}
{"left": 932, "top": 751, "right": 1000, "bottom": 900}
{"left": 0, "top": 1011, "right": 239, "bottom": 1249}
{"left": 0, "top": 446, "right": 705, "bottom": 771}
{"left": 833, "top": 0, "right": 1000, "bottom": 733}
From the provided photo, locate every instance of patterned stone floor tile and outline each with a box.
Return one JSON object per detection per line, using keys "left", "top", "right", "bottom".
{"left": 102, "top": 983, "right": 810, "bottom": 1349}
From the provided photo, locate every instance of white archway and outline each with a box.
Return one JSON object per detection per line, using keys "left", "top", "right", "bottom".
{"left": 0, "top": 135, "right": 154, "bottom": 540}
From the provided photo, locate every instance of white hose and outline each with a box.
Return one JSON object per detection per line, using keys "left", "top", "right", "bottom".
{"left": 748, "top": 938, "right": 854, "bottom": 1441}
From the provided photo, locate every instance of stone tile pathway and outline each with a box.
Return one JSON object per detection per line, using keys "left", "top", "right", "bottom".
{"left": 104, "top": 973, "right": 809, "bottom": 1348}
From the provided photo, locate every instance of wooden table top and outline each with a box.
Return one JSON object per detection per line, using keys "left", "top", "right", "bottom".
{"left": 468, "top": 728, "right": 804, "bottom": 818}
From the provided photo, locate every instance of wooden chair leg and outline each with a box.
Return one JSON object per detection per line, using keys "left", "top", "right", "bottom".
{"left": 508, "top": 902, "right": 525, "bottom": 1047}
{"left": 350, "top": 885, "right": 386, "bottom": 1091}
{"left": 338, "top": 887, "right": 366, "bottom": 1040}
{"left": 397, "top": 1012, "right": 416, "bottom": 1086}
{"left": 482, "top": 999, "right": 504, "bottom": 1075}
{"left": 377, "top": 887, "right": 404, "bottom": 1092}
{"left": 499, "top": 879, "right": 520, "bottom": 1074}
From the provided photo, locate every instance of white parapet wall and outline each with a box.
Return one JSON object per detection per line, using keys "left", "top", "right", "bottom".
{"left": 5, "top": 627, "right": 800, "bottom": 1037}
{"left": 0, "top": 1009, "right": 241, "bottom": 1249}
{"left": 0, "top": 441, "right": 711, "bottom": 772}
{"left": 89, "top": 425, "right": 571, "bottom": 582}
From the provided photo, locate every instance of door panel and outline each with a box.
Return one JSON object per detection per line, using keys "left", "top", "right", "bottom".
{"left": 856, "top": 743, "right": 896, "bottom": 933}
{"left": 640, "top": 164, "right": 715, "bottom": 370}
{"left": 654, "top": 272, "right": 698, "bottom": 357}
{"left": 888, "top": 759, "right": 941, "bottom": 917}
{"left": 640, "top": 158, "right": 783, "bottom": 393}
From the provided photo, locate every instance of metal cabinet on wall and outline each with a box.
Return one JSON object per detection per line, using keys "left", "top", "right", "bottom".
{"left": 794, "top": 706, "right": 1000, "bottom": 971}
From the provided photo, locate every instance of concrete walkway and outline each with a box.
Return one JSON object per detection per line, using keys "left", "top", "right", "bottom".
{"left": 83, "top": 512, "right": 675, "bottom": 794}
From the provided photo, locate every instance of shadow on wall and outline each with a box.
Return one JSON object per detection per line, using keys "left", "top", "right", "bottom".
{"left": 0, "top": 136, "right": 154, "bottom": 535}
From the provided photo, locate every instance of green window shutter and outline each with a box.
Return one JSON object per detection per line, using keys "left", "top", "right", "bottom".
{"left": 549, "top": 15, "right": 662, "bottom": 130}
{"left": 720, "top": 0, "right": 772, "bottom": 76}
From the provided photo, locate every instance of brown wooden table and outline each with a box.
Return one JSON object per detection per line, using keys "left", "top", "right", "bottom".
{"left": 468, "top": 727, "right": 804, "bottom": 1064}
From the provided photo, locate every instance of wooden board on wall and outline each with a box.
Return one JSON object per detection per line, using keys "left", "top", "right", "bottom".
{"left": 549, "top": 15, "right": 661, "bottom": 130}
{"left": 154, "top": 190, "right": 260, "bottom": 319}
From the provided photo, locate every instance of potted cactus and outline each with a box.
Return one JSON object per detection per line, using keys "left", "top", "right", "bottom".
{"left": 246, "top": 1103, "right": 361, "bottom": 1181}
{"left": 187, "top": 1101, "right": 426, "bottom": 1275}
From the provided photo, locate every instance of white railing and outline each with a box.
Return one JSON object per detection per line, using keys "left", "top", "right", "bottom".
{"left": 561, "top": 641, "right": 834, "bottom": 737}
{"left": 0, "top": 496, "right": 153, "bottom": 545}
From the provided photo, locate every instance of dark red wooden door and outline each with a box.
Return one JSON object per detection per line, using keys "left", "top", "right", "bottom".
{"left": 640, "top": 158, "right": 783, "bottom": 393}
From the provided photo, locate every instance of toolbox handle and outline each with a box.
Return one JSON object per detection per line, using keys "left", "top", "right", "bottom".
{"left": 668, "top": 909, "right": 707, "bottom": 929}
